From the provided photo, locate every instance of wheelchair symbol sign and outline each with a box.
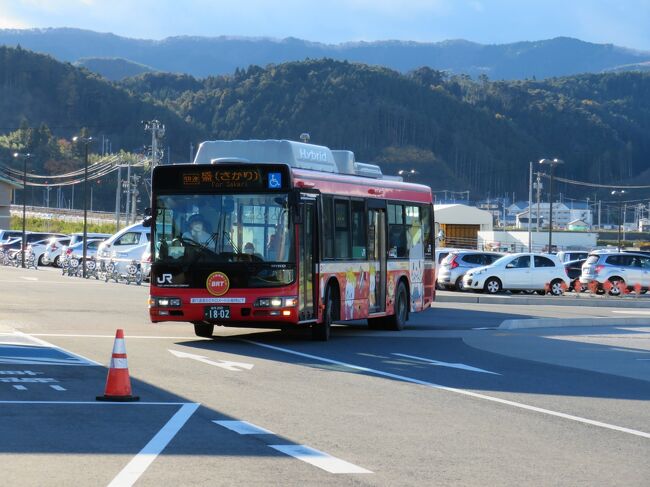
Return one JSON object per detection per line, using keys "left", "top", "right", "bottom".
{"left": 268, "top": 172, "right": 282, "bottom": 189}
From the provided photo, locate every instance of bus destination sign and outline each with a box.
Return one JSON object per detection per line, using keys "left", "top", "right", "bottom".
{"left": 179, "top": 166, "right": 288, "bottom": 191}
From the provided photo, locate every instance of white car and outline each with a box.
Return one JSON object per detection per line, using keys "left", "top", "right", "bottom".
{"left": 48, "top": 233, "right": 109, "bottom": 267}
{"left": 97, "top": 222, "right": 150, "bottom": 265}
{"left": 463, "top": 252, "right": 570, "bottom": 295}
{"left": 39, "top": 236, "right": 71, "bottom": 266}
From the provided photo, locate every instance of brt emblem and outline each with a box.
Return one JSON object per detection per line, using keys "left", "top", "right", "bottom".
{"left": 207, "top": 272, "right": 230, "bottom": 296}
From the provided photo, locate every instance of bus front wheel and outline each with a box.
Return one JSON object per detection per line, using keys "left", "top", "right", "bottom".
{"left": 193, "top": 322, "right": 214, "bottom": 338}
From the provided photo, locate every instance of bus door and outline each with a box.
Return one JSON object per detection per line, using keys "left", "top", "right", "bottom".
{"left": 298, "top": 195, "right": 317, "bottom": 321}
{"left": 368, "top": 203, "right": 387, "bottom": 313}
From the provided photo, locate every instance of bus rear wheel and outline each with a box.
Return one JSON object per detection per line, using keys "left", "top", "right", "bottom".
{"left": 193, "top": 322, "right": 214, "bottom": 338}
{"left": 385, "top": 281, "right": 408, "bottom": 331}
{"left": 312, "top": 285, "right": 336, "bottom": 341}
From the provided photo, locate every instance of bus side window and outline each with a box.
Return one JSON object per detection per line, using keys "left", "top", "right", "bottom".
{"left": 334, "top": 200, "right": 350, "bottom": 259}
{"left": 322, "top": 197, "right": 334, "bottom": 259}
{"left": 351, "top": 200, "right": 366, "bottom": 259}
{"left": 388, "top": 204, "right": 407, "bottom": 258}
{"left": 421, "top": 204, "right": 433, "bottom": 258}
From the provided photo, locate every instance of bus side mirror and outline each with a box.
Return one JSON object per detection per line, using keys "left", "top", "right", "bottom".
{"left": 142, "top": 216, "right": 152, "bottom": 228}
{"left": 144, "top": 207, "right": 152, "bottom": 217}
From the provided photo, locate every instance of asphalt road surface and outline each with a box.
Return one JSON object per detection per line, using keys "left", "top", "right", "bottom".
{"left": 1, "top": 265, "right": 649, "bottom": 486}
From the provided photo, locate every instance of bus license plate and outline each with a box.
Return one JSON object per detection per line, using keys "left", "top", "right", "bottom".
{"left": 204, "top": 306, "right": 230, "bottom": 320}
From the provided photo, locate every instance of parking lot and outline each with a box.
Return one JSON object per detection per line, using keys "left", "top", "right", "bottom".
{"left": 1, "top": 265, "right": 650, "bottom": 486}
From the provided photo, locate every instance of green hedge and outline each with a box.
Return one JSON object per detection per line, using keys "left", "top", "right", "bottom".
{"left": 10, "top": 215, "right": 119, "bottom": 235}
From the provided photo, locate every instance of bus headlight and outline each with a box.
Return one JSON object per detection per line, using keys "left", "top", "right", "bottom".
{"left": 152, "top": 297, "right": 181, "bottom": 307}
{"left": 255, "top": 296, "right": 298, "bottom": 308}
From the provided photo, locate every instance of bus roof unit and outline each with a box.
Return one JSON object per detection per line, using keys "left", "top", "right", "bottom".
{"left": 194, "top": 139, "right": 387, "bottom": 179}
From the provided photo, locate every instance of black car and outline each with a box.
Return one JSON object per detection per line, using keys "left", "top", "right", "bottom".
{"left": 564, "top": 258, "right": 587, "bottom": 291}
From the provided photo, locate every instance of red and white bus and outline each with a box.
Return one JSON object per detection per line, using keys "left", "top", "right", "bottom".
{"left": 149, "top": 139, "right": 435, "bottom": 340}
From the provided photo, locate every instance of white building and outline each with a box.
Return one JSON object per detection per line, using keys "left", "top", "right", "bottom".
{"left": 434, "top": 204, "right": 493, "bottom": 248}
{"left": 515, "top": 202, "right": 593, "bottom": 230}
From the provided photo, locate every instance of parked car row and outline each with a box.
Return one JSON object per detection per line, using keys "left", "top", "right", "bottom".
{"left": 437, "top": 247, "right": 650, "bottom": 296}
{"left": 0, "top": 223, "right": 152, "bottom": 281}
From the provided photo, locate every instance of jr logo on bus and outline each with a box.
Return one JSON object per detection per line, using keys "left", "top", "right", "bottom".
{"left": 206, "top": 272, "right": 230, "bottom": 296}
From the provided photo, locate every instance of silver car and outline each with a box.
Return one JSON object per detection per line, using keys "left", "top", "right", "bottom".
{"left": 437, "top": 251, "right": 503, "bottom": 290}
{"left": 580, "top": 252, "right": 650, "bottom": 295}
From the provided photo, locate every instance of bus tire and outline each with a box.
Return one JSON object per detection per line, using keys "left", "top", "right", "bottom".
{"left": 193, "top": 322, "right": 214, "bottom": 338}
{"left": 386, "top": 281, "right": 408, "bottom": 331}
{"left": 312, "top": 285, "right": 336, "bottom": 341}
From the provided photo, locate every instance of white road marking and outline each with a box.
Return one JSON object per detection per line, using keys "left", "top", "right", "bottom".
{"left": 244, "top": 340, "right": 650, "bottom": 441}
{"left": 13, "top": 331, "right": 100, "bottom": 366}
{"left": 31, "top": 333, "right": 198, "bottom": 340}
{"left": 214, "top": 420, "right": 274, "bottom": 435}
{"left": 611, "top": 310, "right": 650, "bottom": 315}
{"left": 169, "top": 349, "right": 254, "bottom": 371}
{"left": 12, "top": 385, "right": 27, "bottom": 390}
{"left": 20, "top": 276, "right": 38, "bottom": 281}
{"left": 472, "top": 327, "right": 495, "bottom": 330}
{"left": 269, "top": 445, "right": 372, "bottom": 474}
{"left": 50, "top": 385, "right": 66, "bottom": 391}
{"left": 392, "top": 353, "right": 500, "bottom": 375}
{"left": 108, "top": 403, "right": 199, "bottom": 487}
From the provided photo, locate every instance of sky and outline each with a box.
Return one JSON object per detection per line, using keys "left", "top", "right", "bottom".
{"left": 1, "top": 0, "right": 650, "bottom": 50}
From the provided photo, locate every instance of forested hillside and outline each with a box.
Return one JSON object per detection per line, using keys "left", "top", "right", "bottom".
{"left": 2, "top": 46, "right": 650, "bottom": 208}
{"left": 121, "top": 60, "right": 650, "bottom": 198}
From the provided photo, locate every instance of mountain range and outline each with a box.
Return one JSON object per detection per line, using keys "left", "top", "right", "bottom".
{"left": 2, "top": 28, "right": 650, "bottom": 80}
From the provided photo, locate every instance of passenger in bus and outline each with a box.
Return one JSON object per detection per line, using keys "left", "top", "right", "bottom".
{"left": 244, "top": 242, "right": 255, "bottom": 255}
{"left": 183, "top": 214, "right": 212, "bottom": 245}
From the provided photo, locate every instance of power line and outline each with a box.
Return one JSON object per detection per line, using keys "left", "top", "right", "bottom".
{"left": 544, "top": 174, "right": 650, "bottom": 190}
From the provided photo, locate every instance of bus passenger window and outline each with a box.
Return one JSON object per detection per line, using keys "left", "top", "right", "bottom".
{"left": 334, "top": 200, "right": 350, "bottom": 259}
{"left": 322, "top": 197, "right": 334, "bottom": 259}
{"left": 388, "top": 204, "right": 407, "bottom": 258}
{"left": 351, "top": 201, "right": 366, "bottom": 259}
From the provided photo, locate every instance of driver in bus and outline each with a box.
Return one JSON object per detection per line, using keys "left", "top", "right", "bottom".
{"left": 183, "top": 214, "right": 212, "bottom": 245}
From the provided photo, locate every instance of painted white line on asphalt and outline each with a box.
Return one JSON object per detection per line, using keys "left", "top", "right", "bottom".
{"left": 245, "top": 340, "right": 650, "bottom": 440}
{"left": 169, "top": 349, "right": 254, "bottom": 371}
{"left": 611, "top": 310, "right": 650, "bottom": 315}
{"left": 392, "top": 353, "right": 500, "bottom": 375}
{"left": 50, "top": 385, "right": 66, "bottom": 391}
{"left": 108, "top": 402, "right": 200, "bottom": 487}
{"left": 20, "top": 276, "right": 38, "bottom": 281}
{"left": 30, "top": 334, "right": 197, "bottom": 340}
{"left": 269, "top": 445, "right": 372, "bottom": 474}
{"left": 12, "top": 385, "right": 27, "bottom": 390}
{"left": 14, "top": 331, "right": 101, "bottom": 366}
{"left": 472, "top": 327, "right": 495, "bottom": 330}
{"left": 214, "top": 420, "right": 274, "bottom": 435}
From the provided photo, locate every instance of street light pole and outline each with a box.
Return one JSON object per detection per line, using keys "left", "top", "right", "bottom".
{"left": 13, "top": 152, "right": 32, "bottom": 268}
{"left": 73, "top": 136, "right": 93, "bottom": 278}
{"left": 611, "top": 190, "right": 627, "bottom": 251}
{"left": 539, "top": 158, "right": 564, "bottom": 252}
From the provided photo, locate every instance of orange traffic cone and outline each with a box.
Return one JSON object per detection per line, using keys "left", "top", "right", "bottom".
{"left": 96, "top": 329, "right": 139, "bottom": 402}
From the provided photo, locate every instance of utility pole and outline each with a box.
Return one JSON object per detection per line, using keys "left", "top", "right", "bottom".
{"left": 144, "top": 120, "right": 165, "bottom": 176}
{"left": 131, "top": 175, "right": 140, "bottom": 222}
{"left": 125, "top": 159, "right": 132, "bottom": 226}
{"left": 535, "top": 172, "right": 542, "bottom": 232}
{"left": 598, "top": 200, "right": 602, "bottom": 230}
{"left": 115, "top": 163, "right": 122, "bottom": 231}
{"left": 13, "top": 152, "right": 32, "bottom": 269}
{"left": 528, "top": 162, "right": 533, "bottom": 251}
{"left": 190, "top": 142, "right": 194, "bottom": 163}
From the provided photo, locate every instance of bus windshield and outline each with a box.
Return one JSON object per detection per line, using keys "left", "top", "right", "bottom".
{"left": 153, "top": 193, "right": 293, "bottom": 264}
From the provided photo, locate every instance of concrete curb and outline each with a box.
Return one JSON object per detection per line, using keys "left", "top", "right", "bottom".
{"left": 436, "top": 293, "right": 650, "bottom": 308}
{"left": 499, "top": 317, "right": 650, "bottom": 330}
